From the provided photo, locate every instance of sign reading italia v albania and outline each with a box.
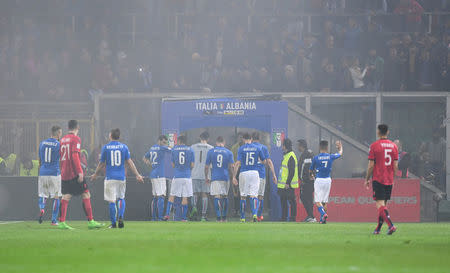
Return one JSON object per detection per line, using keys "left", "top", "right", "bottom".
{"left": 195, "top": 101, "right": 257, "bottom": 116}
{"left": 296, "top": 179, "right": 420, "bottom": 222}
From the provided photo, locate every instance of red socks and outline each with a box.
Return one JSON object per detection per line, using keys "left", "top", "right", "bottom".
{"left": 82, "top": 198, "right": 94, "bottom": 221}
{"left": 379, "top": 206, "right": 394, "bottom": 228}
{"left": 59, "top": 199, "right": 69, "bottom": 222}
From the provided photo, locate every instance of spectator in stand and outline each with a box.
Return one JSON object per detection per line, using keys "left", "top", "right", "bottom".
{"left": 425, "top": 130, "right": 446, "bottom": 191}
{"left": 349, "top": 57, "right": 368, "bottom": 91}
{"left": 398, "top": 34, "right": 419, "bottom": 91}
{"left": 253, "top": 67, "right": 272, "bottom": 92}
{"left": 394, "top": 0, "right": 425, "bottom": 32}
{"left": 394, "top": 139, "right": 411, "bottom": 178}
{"left": 342, "top": 17, "right": 362, "bottom": 55}
{"left": 320, "top": 63, "right": 338, "bottom": 92}
{"left": 282, "top": 65, "right": 299, "bottom": 92}
{"left": 365, "top": 48, "right": 384, "bottom": 91}
{"left": 384, "top": 47, "right": 406, "bottom": 91}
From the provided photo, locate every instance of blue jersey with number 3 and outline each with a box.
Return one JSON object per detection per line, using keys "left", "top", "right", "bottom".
{"left": 100, "top": 141, "right": 130, "bottom": 181}
{"left": 310, "top": 153, "right": 341, "bottom": 179}
{"left": 172, "top": 145, "right": 194, "bottom": 178}
{"left": 206, "top": 147, "right": 234, "bottom": 181}
{"left": 39, "top": 138, "right": 60, "bottom": 176}
{"left": 145, "top": 145, "right": 170, "bottom": 178}
{"left": 237, "top": 143, "right": 266, "bottom": 172}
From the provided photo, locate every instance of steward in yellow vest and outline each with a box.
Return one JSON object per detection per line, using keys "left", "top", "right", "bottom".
{"left": 277, "top": 138, "right": 298, "bottom": 222}
{"left": 20, "top": 156, "right": 39, "bottom": 176}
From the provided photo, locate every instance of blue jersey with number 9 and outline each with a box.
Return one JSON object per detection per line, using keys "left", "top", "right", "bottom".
{"left": 237, "top": 143, "right": 266, "bottom": 172}
{"left": 100, "top": 141, "right": 130, "bottom": 181}
{"left": 172, "top": 145, "right": 194, "bottom": 178}
{"left": 206, "top": 147, "right": 234, "bottom": 181}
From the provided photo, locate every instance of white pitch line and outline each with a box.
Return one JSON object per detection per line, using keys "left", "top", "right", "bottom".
{"left": 0, "top": 221, "right": 24, "bottom": 225}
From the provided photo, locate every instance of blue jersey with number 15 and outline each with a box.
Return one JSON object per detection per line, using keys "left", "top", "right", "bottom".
{"left": 145, "top": 144, "right": 170, "bottom": 179}
{"left": 310, "top": 153, "right": 341, "bottom": 179}
{"left": 39, "top": 138, "right": 60, "bottom": 176}
{"left": 100, "top": 141, "right": 130, "bottom": 181}
{"left": 237, "top": 143, "right": 266, "bottom": 172}
{"left": 172, "top": 145, "right": 194, "bottom": 178}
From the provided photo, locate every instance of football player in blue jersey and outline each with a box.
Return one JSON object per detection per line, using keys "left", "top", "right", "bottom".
{"left": 310, "top": 140, "right": 343, "bottom": 224}
{"left": 38, "top": 126, "right": 62, "bottom": 225}
{"left": 91, "top": 128, "right": 143, "bottom": 228}
{"left": 143, "top": 135, "right": 171, "bottom": 221}
{"left": 251, "top": 132, "right": 277, "bottom": 222}
{"left": 205, "top": 136, "right": 234, "bottom": 222}
{"left": 163, "top": 135, "right": 195, "bottom": 221}
{"left": 232, "top": 132, "right": 268, "bottom": 222}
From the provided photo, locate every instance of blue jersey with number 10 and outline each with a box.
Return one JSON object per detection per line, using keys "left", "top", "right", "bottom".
{"left": 145, "top": 144, "right": 170, "bottom": 178}
{"left": 100, "top": 141, "right": 130, "bottom": 181}
{"left": 310, "top": 153, "right": 341, "bottom": 179}
{"left": 172, "top": 145, "right": 194, "bottom": 178}
{"left": 237, "top": 143, "right": 266, "bottom": 172}
{"left": 39, "top": 138, "right": 60, "bottom": 176}
{"left": 206, "top": 146, "right": 234, "bottom": 181}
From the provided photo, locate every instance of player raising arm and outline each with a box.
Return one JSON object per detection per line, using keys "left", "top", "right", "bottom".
{"left": 365, "top": 124, "right": 399, "bottom": 235}
{"left": 91, "top": 128, "right": 143, "bottom": 228}
{"left": 205, "top": 136, "right": 234, "bottom": 222}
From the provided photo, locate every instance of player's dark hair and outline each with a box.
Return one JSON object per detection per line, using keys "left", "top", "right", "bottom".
{"left": 251, "top": 132, "right": 260, "bottom": 141}
{"left": 297, "top": 139, "right": 307, "bottom": 149}
{"left": 158, "top": 135, "right": 168, "bottom": 141}
{"left": 320, "top": 140, "right": 328, "bottom": 150}
{"left": 216, "top": 136, "right": 224, "bottom": 143}
{"left": 283, "top": 138, "right": 293, "bottom": 151}
{"left": 200, "top": 131, "right": 209, "bottom": 140}
{"left": 178, "top": 135, "right": 187, "bottom": 145}
{"left": 51, "top": 125, "right": 61, "bottom": 136}
{"left": 110, "top": 128, "right": 120, "bottom": 140}
{"left": 68, "top": 120, "right": 78, "bottom": 130}
{"left": 378, "top": 124, "right": 389, "bottom": 136}
{"left": 242, "top": 132, "right": 251, "bottom": 140}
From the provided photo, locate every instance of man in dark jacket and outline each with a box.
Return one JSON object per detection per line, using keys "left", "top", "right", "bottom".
{"left": 297, "top": 139, "right": 316, "bottom": 222}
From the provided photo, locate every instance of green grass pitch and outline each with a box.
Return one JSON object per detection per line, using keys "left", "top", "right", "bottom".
{"left": 1, "top": 221, "right": 449, "bottom": 273}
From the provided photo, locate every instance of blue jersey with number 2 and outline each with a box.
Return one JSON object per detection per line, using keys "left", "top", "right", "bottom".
{"left": 310, "top": 153, "right": 341, "bottom": 179}
{"left": 237, "top": 143, "right": 266, "bottom": 172}
{"left": 101, "top": 141, "right": 130, "bottom": 181}
{"left": 172, "top": 145, "right": 194, "bottom": 178}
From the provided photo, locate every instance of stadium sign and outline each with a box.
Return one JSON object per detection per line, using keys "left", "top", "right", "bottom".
{"left": 195, "top": 101, "right": 257, "bottom": 116}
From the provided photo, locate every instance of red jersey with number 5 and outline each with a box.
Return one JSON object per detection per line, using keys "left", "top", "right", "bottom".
{"left": 60, "top": 133, "right": 83, "bottom": 181}
{"left": 368, "top": 139, "right": 399, "bottom": 185}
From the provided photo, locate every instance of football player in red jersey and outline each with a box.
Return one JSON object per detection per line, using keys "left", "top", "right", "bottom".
{"left": 58, "top": 120, "right": 103, "bottom": 229}
{"left": 365, "top": 124, "right": 399, "bottom": 235}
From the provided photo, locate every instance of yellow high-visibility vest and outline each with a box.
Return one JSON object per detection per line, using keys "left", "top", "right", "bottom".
{"left": 19, "top": 160, "right": 39, "bottom": 176}
{"left": 278, "top": 151, "right": 299, "bottom": 189}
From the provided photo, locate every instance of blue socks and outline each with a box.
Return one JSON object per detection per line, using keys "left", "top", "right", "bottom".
{"left": 38, "top": 197, "right": 46, "bottom": 210}
{"left": 181, "top": 204, "right": 188, "bottom": 220}
{"left": 151, "top": 198, "right": 157, "bottom": 220}
{"left": 222, "top": 198, "right": 228, "bottom": 219}
{"left": 51, "top": 199, "right": 60, "bottom": 223}
{"left": 240, "top": 199, "right": 246, "bottom": 219}
{"left": 117, "top": 199, "right": 126, "bottom": 219}
{"left": 214, "top": 198, "right": 221, "bottom": 220}
{"left": 157, "top": 196, "right": 165, "bottom": 220}
{"left": 174, "top": 197, "right": 182, "bottom": 220}
{"left": 166, "top": 201, "right": 174, "bottom": 217}
{"left": 109, "top": 202, "right": 117, "bottom": 225}
{"left": 318, "top": 206, "right": 326, "bottom": 217}
{"left": 257, "top": 199, "right": 264, "bottom": 217}
{"left": 250, "top": 197, "right": 259, "bottom": 216}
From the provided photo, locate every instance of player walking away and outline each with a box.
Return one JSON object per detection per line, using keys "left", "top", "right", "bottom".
{"left": 297, "top": 139, "right": 316, "bottom": 222}
{"left": 205, "top": 136, "right": 234, "bottom": 222}
{"left": 58, "top": 120, "right": 103, "bottom": 230}
{"left": 232, "top": 132, "right": 267, "bottom": 222}
{"left": 38, "top": 126, "right": 62, "bottom": 225}
{"left": 277, "top": 138, "right": 299, "bottom": 222}
{"left": 163, "top": 135, "right": 195, "bottom": 221}
{"left": 365, "top": 124, "right": 399, "bottom": 235}
{"left": 91, "top": 128, "right": 144, "bottom": 228}
{"left": 251, "top": 132, "right": 277, "bottom": 222}
{"left": 190, "top": 131, "right": 213, "bottom": 221}
{"left": 231, "top": 132, "right": 244, "bottom": 217}
{"left": 310, "top": 140, "right": 343, "bottom": 224}
{"left": 143, "top": 135, "right": 171, "bottom": 221}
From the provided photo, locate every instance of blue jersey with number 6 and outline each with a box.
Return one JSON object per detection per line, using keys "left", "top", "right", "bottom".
{"left": 39, "top": 138, "right": 60, "bottom": 176}
{"left": 237, "top": 143, "right": 266, "bottom": 172}
{"left": 206, "top": 147, "right": 234, "bottom": 181}
{"left": 172, "top": 145, "right": 194, "bottom": 178}
{"left": 144, "top": 144, "right": 170, "bottom": 179}
{"left": 100, "top": 141, "right": 130, "bottom": 181}
{"left": 310, "top": 153, "right": 341, "bottom": 179}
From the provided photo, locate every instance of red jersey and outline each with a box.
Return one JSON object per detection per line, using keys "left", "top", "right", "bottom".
{"left": 368, "top": 139, "right": 399, "bottom": 185}
{"left": 60, "top": 133, "right": 83, "bottom": 181}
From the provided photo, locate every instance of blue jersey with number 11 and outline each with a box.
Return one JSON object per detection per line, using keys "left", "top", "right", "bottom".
{"left": 237, "top": 143, "right": 266, "bottom": 172}
{"left": 100, "top": 141, "right": 130, "bottom": 181}
{"left": 39, "top": 138, "right": 60, "bottom": 176}
{"left": 310, "top": 153, "right": 341, "bottom": 179}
